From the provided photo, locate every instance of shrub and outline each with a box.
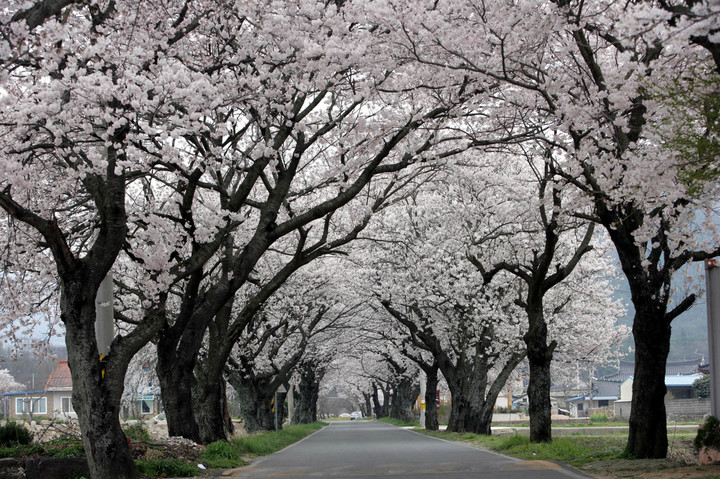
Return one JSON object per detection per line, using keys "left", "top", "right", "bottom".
{"left": 589, "top": 413, "right": 609, "bottom": 423}
{"left": 693, "top": 375, "right": 711, "bottom": 399}
{"left": 0, "top": 422, "right": 33, "bottom": 446}
{"left": 0, "top": 444, "right": 44, "bottom": 458}
{"left": 47, "top": 441, "right": 84, "bottom": 458}
{"left": 198, "top": 440, "right": 245, "bottom": 468}
{"left": 497, "top": 434, "right": 528, "bottom": 450}
{"left": 123, "top": 422, "right": 151, "bottom": 442}
{"left": 231, "top": 422, "right": 325, "bottom": 456}
{"left": 695, "top": 415, "right": 720, "bottom": 451}
{"left": 136, "top": 458, "right": 200, "bottom": 477}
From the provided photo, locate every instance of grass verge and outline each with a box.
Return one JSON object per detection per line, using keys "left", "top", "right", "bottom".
{"left": 228, "top": 421, "right": 325, "bottom": 457}
{"left": 378, "top": 417, "right": 420, "bottom": 428}
{"left": 417, "top": 429, "right": 627, "bottom": 467}
{"left": 137, "top": 458, "right": 200, "bottom": 478}
{"left": 134, "top": 422, "right": 326, "bottom": 477}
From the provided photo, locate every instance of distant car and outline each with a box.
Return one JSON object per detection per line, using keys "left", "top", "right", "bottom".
{"left": 350, "top": 411, "right": 362, "bottom": 420}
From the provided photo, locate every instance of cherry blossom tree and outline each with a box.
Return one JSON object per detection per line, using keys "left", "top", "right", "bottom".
{"left": 349, "top": 151, "right": 626, "bottom": 436}
{"left": 92, "top": 0, "right": 496, "bottom": 444}
{"left": 0, "top": 1, "right": 217, "bottom": 476}
{"left": 0, "top": 369, "right": 23, "bottom": 398}
{"left": 465, "top": 152, "right": 613, "bottom": 443}
{"left": 374, "top": 0, "right": 718, "bottom": 457}
{"left": 224, "top": 266, "right": 362, "bottom": 432}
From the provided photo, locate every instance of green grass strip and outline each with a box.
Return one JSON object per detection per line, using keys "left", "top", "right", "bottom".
{"left": 226, "top": 422, "right": 325, "bottom": 458}
{"left": 418, "top": 430, "right": 628, "bottom": 467}
{"left": 378, "top": 417, "right": 420, "bottom": 428}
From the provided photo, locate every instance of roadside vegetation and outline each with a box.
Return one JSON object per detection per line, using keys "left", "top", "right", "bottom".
{"left": 142, "top": 421, "right": 326, "bottom": 477}
{"left": 378, "top": 417, "right": 420, "bottom": 428}
{"left": 419, "top": 430, "right": 628, "bottom": 466}
{"left": 0, "top": 421, "right": 325, "bottom": 478}
{"left": 415, "top": 428, "right": 712, "bottom": 478}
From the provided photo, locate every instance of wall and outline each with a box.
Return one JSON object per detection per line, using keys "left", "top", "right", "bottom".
{"left": 665, "top": 398, "right": 711, "bottom": 421}
{"left": 615, "top": 398, "right": 710, "bottom": 420}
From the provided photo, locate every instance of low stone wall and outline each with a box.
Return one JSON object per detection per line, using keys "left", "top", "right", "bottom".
{"left": 14, "top": 416, "right": 248, "bottom": 443}
{"left": 142, "top": 419, "right": 247, "bottom": 441}
{"left": 665, "top": 398, "right": 711, "bottom": 421}
{"left": 615, "top": 398, "right": 710, "bottom": 421}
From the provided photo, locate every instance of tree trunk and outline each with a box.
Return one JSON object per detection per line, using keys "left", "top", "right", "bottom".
{"left": 389, "top": 378, "right": 419, "bottom": 423}
{"left": 445, "top": 362, "right": 492, "bottom": 435}
{"left": 229, "top": 375, "right": 276, "bottom": 433}
{"left": 362, "top": 393, "right": 373, "bottom": 419}
{"left": 626, "top": 306, "right": 672, "bottom": 458}
{"left": 63, "top": 285, "right": 138, "bottom": 479}
{"left": 194, "top": 376, "right": 233, "bottom": 444}
{"left": 293, "top": 366, "right": 320, "bottom": 424}
{"left": 446, "top": 384, "right": 493, "bottom": 435}
{"left": 156, "top": 340, "right": 200, "bottom": 443}
{"left": 525, "top": 305, "right": 554, "bottom": 443}
{"left": 594, "top": 203, "right": 691, "bottom": 459}
{"left": 526, "top": 350, "right": 553, "bottom": 442}
{"left": 371, "top": 384, "right": 386, "bottom": 418}
{"left": 424, "top": 364, "right": 439, "bottom": 431}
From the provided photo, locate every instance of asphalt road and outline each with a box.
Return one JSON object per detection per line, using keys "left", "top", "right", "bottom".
{"left": 216, "top": 421, "right": 594, "bottom": 479}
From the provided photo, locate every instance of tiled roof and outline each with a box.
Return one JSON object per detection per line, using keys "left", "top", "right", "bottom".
{"left": 45, "top": 360, "right": 72, "bottom": 390}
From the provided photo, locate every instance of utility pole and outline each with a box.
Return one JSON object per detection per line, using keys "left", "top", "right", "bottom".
{"left": 275, "top": 384, "right": 287, "bottom": 430}
{"left": 95, "top": 272, "right": 114, "bottom": 357}
{"left": 419, "top": 371, "right": 426, "bottom": 428}
{"left": 287, "top": 382, "right": 295, "bottom": 424}
{"left": 706, "top": 259, "right": 720, "bottom": 417}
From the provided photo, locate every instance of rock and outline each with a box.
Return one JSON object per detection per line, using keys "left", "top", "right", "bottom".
{"left": 0, "top": 457, "right": 24, "bottom": 479}
{"left": 0, "top": 458, "right": 21, "bottom": 468}
{"left": 24, "top": 457, "right": 89, "bottom": 479}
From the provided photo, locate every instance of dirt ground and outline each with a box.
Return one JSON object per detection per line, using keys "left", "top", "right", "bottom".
{"left": 579, "top": 438, "right": 720, "bottom": 479}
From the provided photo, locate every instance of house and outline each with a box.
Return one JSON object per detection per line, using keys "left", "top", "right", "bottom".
{"left": 3, "top": 360, "right": 75, "bottom": 419}
{"left": 122, "top": 393, "right": 161, "bottom": 419}
{"left": 566, "top": 359, "right": 708, "bottom": 419}
{"left": 568, "top": 378, "right": 623, "bottom": 417}
{"left": 614, "top": 373, "right": 709, "bottom": 419}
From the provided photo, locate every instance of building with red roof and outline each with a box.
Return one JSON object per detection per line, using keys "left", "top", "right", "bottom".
{"left": 4, "top": 360, "right": 75, "bottom": 419}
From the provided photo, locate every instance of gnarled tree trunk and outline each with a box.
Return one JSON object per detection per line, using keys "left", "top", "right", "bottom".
{"left": 389, "top": 378, "right": 419, "bottom": 423}
{"left": 228, "top": 374, "right": 276, "bottom": 433}
{"left": 293, "top": 364, "right": 322, "bottom": 424}
{"left": 156, "top": 337, "right": 200, "bottom": 443}
{"left": 626, "top": 303, "right": 672, "bottom": 458}
{"left": 445, "top": 366, "right": 493, "bottom": 435}
{"left": 371, "top": 383, "right": 388, "bottom": 418}
{"left": 194, "top": 376, "right": 233, "bottom": 444}
{"left": 64, "top": 283, "right": 138, "bottom": 479}
{"left": 423, "top": 364, "right": 440, "bottom": 431}
{"left": 525, "top": 304, "right": 555, "bottom": 443}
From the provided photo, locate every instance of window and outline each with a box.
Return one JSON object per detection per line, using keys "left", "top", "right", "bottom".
{"left": 140, "top": 397, "right": 152, "bottom": 415}
{"left": 61, "top": 397, "right": 74, "bottom": 414}
{"left": 16, "top": 397, "right": 47, "bottom": 415}
{"left": 577, "top": 403, "right": 584, "bottom": 411}
{"left": 598, "top": 399, "right": 609, "bottom": 407}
